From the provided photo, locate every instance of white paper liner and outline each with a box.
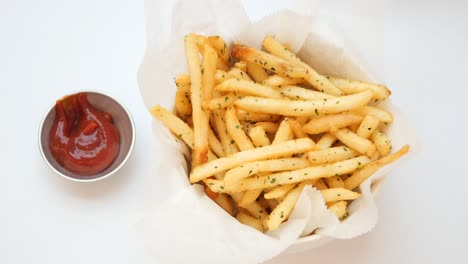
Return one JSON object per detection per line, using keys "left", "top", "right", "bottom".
{"left": 137, "top": 0, "right": 420, "bottom": 262}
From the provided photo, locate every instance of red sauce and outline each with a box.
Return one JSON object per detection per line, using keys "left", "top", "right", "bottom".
{"left": 49, "top": 93, "right": 120, "bottom": 175}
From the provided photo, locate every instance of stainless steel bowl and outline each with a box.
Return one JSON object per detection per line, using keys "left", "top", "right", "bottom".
{"left": 39, "top": 91, "right": 136, "bottom": 182}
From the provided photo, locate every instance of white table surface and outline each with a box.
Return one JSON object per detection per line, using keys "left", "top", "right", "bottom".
{"left": 1, "top": 0, "right": 467, "bottom": 263}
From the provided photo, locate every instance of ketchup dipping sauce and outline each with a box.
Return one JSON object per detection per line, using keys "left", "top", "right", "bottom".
{"left": 49, "top": 92, "right": 120, "bottom": 175}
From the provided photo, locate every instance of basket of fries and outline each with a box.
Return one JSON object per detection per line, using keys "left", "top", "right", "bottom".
{"left": 137, "top": 0, "right": 418, "bottom": 263}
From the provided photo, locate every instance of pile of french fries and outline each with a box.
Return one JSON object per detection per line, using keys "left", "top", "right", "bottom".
{"left": 150, "top": 33, "right": 409, "bottom": 233}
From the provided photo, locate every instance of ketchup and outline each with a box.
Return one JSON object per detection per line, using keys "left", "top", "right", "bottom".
{"left": 49, "top": 93, "right": 120, "bottom": 175}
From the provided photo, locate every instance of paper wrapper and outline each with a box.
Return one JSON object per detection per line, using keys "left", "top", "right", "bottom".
{"left": 137, "top": 0, "right": 420, "bottom": 263}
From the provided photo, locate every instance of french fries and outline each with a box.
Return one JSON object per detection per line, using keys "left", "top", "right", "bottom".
{"left": 320, "top": 188, "right": 361, "bottom": 202}
{"left": 265, "top": 183, "right": 306, "bottom": 230}
{"left": 151, "top": 34, "right": 409, "bottom": 233}
{"left": 234, "top": 90, "right": 373, "bottom": 117}
{"left": 344, "top": 145, "right": 409, "bottom": 190}
{"left": 184, "top": 34, "right": 210, "bottom": 165}
{"left": 231, "top": 44, "right": 309, "bottom": 79}
{"left": 190, "top": 138, "right": 315, "bottom": 183}
{"left": 303, "top": 112, "right": 363, "bottom": 135}
{"left": 225, "top": 107, "right": 255, "bottom": 151}
{"left": 248, "top": 126, "right": 271, "bottom": 147}
{"left": 224, "top": 158, "right": 311, "bottom": 186}
{"left": 279, "top": 86, "right": 335, "bottom": 101}
{"left": 328, "top": 77, "right": 391, "bottom": 101}
{"left": 331, "top": 128, "right": 376, "bottom": 157}
{"left": 262, "top": 36, "right": 344, "bottom": 96}
{"left": 216, "top": 78, "right": 283, "bottom": 98}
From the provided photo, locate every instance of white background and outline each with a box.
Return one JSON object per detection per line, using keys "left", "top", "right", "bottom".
{"left": 1, "top": 0, "right": 467, "bottom": 263}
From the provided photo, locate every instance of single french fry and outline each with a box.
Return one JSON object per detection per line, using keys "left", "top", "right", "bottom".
{"left": 262, "top": 36, "right": 343, "bottom": 96}
{"left": 227, "top": 67, "right": 252, "bottom": 81}
{"left": 306, "top": 146, "right": 359, "bottom": 165}
{"left": 371, "top": 130, "right": 392, "bottom": 156}
{"left": 202, "top": 44, "right": 218, "bottom": 100}
{"left": 331, "top": 128, "right": 376, "bottom": 157}
{"left": 150, "top": 105, "right": 194, "bottom": 148}
{"left": 212, "top": 109, "right": 239, "bottom": 156}
{"left": 230, "top": 156, "right": 370, "bottom": 192}
{"left": 174, "top": 77, "right": 192, "bottom": 118}
{"left": 303, "top": 112, "right": 363, "bottom": 135}
{"left": 236, "top": 212, "right": 264, "bottom": 232}
{"left": 214, "top": 70, "right": 229, "bottom": 85}
{"left": 264, "top": 184, "right": 296, "bottom": 199}
{"left": 279, "top": 86, "right": 335, "bottom": 101}
{"left": 328, "top": 200, "right": 348, "bottom": 219}
{"left": 234, "top": 90, "right": 373, "bottom": 117}
{"left": 328, "top": 77, "right": 391, "bottom": 101}
{"left": 344, "top": 145, "right": 410, "bottom": 190}
{"left": 262, "top": 75, "right": 302, "bottom": 87}
{"left": 356, "top": 115, "right": 380, "bottom": 139}
{"left": 321, "top": 188, "right": 361, "bottom": 202}
{"left": 185, "top": 34, "right": 210, "bottom": 165}
{"left": 236, "top": 109, "right": 280, "bottom": 122}
{"left": 246, "top": 62, "right": 269, "bottom": 83}
{"left": 289, "top": 119, "right": 308, "bottom": 139}
{"left": 354, "top": 106, "right": 393, "bottom": 123}
{"left": 225, "top": 107, "right": 255, "bottom": 151}
{"left": 216, "top": 78, "right": 283, "bottom": 99}
{"left": 224, "top": 158, "right": 311, "bottom": 185}
{"left": 272, "top": 118, "right": 292, "bottom": 145}
{"left": 325, "top": 176, "right": 345, "bottom": 188}
{"left": 265, "top": 182, "right": 305, "bottom": 231}
{"left": 190, "top": 138, "right": 315, "bottom": 183}
{"left": 231, "top": 44, "right": 309, "bottom": 79}
{"left": 314, "top": 132, "right": 337, "bottom": 150}
{"left": 208, "top": 127, "right": 224, "bottom": 157}
{"left": 239, "top": 189, "right": 263, "bottom": 207}
{"left": 313, "top": 178, "right": 328, "bottom": 190}
{"left": 214, "top": 193, "right": 235, "bottom": 216}
{"left": 203, "top": 93, "right": 236, "bottom": 110}
{"left": 248, "top": 126, "right": 271, "bottom": 147}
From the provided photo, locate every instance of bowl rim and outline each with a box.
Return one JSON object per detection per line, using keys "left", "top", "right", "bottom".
{"left": 38, "top": 90, "right": 136, "bottom": 183}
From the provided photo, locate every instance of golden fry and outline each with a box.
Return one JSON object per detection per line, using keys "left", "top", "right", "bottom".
{"left": 224, "top": 158, "right": 311, "bottom": 185}
{"left": 356, "top": 115, "right": 380, "bottom": 139}
{"left": 328, "top": 77, "right": 391, "bottom": 101}
{"left": 234, "top": 90, "right": 373, "bottom": 117}
{"left": 371, "top": 130, "right": 392, "bottom": 156}
{"left": 331, "top": 128, "right": 376, "bottom": 157}
{"left": 231, "top": 44, "right": 309, "bottom": 79}
{"left": 225, "top": 107, "right": 255, "bottom": 151}
{"left": 248, "top": 126, "right": 271, "bottom": 148}
{"left": 321, "top": 188, "right": 361, "bottom": 202}
{"left": 185, "top": 34, "right": 210, "bottom": 165}
{"left": 230, "top": 156, "right": 370, "bottom": 192}
{"left": 190, "top": 138, "right": 315, "bottom": 183}
{"left": 303, "top": 112, "right": 363, "bottom": 135}
{"left": 216, "top": 78, "right": 283, "bottom": 98}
